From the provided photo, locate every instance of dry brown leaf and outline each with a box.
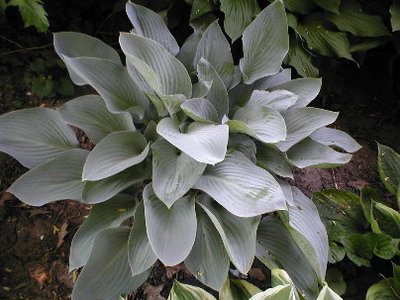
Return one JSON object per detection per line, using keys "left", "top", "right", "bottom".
{"left": 347, "top": 180, "right": 370, "bottom": 189}
{"left": 165, "top": 263, "right": 191, "bottom": 279}
{"left": 30, "top": 268, "right": 49, "bottom": 289}
{"left": 248, "top": 268, "right": 266, "bottom": 281}
{"left": 56, "top": 221, "right": 68, "bottom": 248}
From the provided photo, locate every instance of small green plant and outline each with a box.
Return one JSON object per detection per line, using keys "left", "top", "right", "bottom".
{"left": 313, "top": 143, "right": 400, "bottom": 298}
{"left": 0, "top": 1, "right": 361, "bottom": 299}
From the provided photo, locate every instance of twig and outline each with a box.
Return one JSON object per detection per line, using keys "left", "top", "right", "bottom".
{"left": 0, "top": 35, "right": 24, "bottom": 48}
{"left": 0, "top": 43, "right": 52, "bottom": 57}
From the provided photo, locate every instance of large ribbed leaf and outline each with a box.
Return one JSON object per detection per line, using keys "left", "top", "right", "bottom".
{"left": 194, "top": 151, "right": 286, "bottom": 217}
{"left": 168, "top": 281, "right": 217, "bottom": 300}
{"left": 257, "top": 217, "right": 319, "bottom": 300}
{"left": 247, "top": 90, "right": 298, "bottom": 112}
{"left": 313, "top": 0, "right": 340, "bottom": 14}
{"left": 63, "top": 56, "right": 148, "bottom": 116}
{"left": 143, "top": 184, "right": 197, "bottom": 266}
{"left": 285, "top": 35, "right": 319, "bottom": 78}
{"left": 194, "top": 22, "right": 234, "bottom": 88}
{"left": 257, "top": 144, "right": 293, "bottom": 179}
{"left": 287, "top": 138, "right": 352, "bottom": 168}
{"left": 128, "top": 202, "right": 157, "bottom": 276}
{"left": 276, "top": 107, "right": 338, "bottom": 152}
{"left": 239, "top": 0, "right": 288, "bottom": 84}
{"left": 377, "top": 143, "right": 400, "bottom": 196}
{"left": 199, "top": 197, "right": 259, "bottom": 274}
{"left": 176, "top": 31, "right": 201, "bottom": 74}
{"left": 228, "top": 134, "right": 257, "bottom": 162}
{"left": 310, "top": 127, "right": 361, "bottom": 153}
{"left": 249, "top": 285, "right": 296, "bottom": 300}
{"left": 181, "top": 98, "right": 219, "bottom": 123}
{"left": 53, "top": 32, "right": 121, "bottom": 85}
{"left": 325, "top": 1, "right": 389, "bottom": 38}
{"left": 197, "top": 58, "right": 230, "bottom": 120}
{"left": 270, "top": 78, "right": 321, "bottom": 107}
{"left": 119, "top": 33, "right": 192, "bottom": 98}
{"left": 69, "top": 194, "right": 136, "bottom": 271}
{"left": 228, "top": 106, "right": 286, "bottom": 143}
{"left": 83, "top": 131, "right": 149, "bottom": 181}
{"left": 58, "top": 95, "right": 135, "bottom": 143}
{"left": 278, "top": 0, "right": 315, "bottom": 14}
{"left": 286, "top": 187, "right": 329, "bottom": 280}
{"left": 156, "top": 117, "right": 229, "bottom": 165}
{"left": 8, "top": 149, "right": 88, "bottom": 206}
{"left": 72, "top": 228, "right": 150, "bottom": 300}
{"left": 0, "top": 108, "right": 79, "bottom": 168}
{"left": 185, "top": 204, "right": 230, "bottom": 291}
{"left": 220, "top": 0, "right": 259, "bottom": 42}
{"left": 126, "top": 2, "right": 179, "bottom": 55}
{"left": 317, "top": 286, "right": 343, "bottom": 300}
{"left": 152, "top": 139, "right": 206, "bottom": 207}
{"left": 220, "top": 279, "right": 261, "bottom": 300}
{"left": 82, "top": 162, "right": 151, "bottom": 204}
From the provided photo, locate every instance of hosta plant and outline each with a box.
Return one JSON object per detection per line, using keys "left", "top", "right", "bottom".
{"left": 0, "top": 1, "right": 361, "bottom": 299}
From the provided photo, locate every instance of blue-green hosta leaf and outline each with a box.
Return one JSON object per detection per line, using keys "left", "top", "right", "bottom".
{"left": 287, "top": 138, "right": 352, "bottom": 168}
{"left": 54, "top": 32, "right": 121, "bottom": 85}
{"left": 69, "top": 194, "right": 137, "bottom": 271}
{"left": 257, "top": 217, "right": 319, "bottom": 300}
{"left": 228, "top": 106, "right": 286, "bottom": 143}
{"left": 310, "top": 127, "right": 361, "bottom": 153}
{"left": 8, "top": 149, "right": 88, "bottom": 206}
{"left": 257, "top": 144, "right": 293, "bottom": 179}
{"left": 276, "top": 107, "right": 338, "bottom": 152}
{"left": 63, "top": 56, "right": 148, "bottom": 116}
{"left": 286, "top": 187, "right": 329, "bottom": 280}
{"left": 194, "top": 151, "right": 286, "bottom": 217}
{"left": 229, "top": 68, "right": 292, "bottom": 107}
{"left": 156, "top": 118, "right": 229, "bottom": 165}
{"left": 390, "top": 1, "right": 400, "bottom": 32}
{"left": 325, "top": 1, "right": 389, "bottom": 38}
{"left": 199, "top": 197, "right": 259, "bottom": 274}
{"left": 146, "top": 93, "right": 187, "bottom": 117}
{"left": 247, "top": 90, "right": 298, "bottom": 112}
{"left": 143, "top": 184, "right": 197, "bottom": 266}
{"left": 82, "top": 162, "right": 151, "bottom": 204}
{"left": 194, "top": 21, "right": 234, "bottom": 88}
{"left": 176, "top": 31, "right": 202, "bottom": 74}
{"left": 181, "top": 98, "right": 219, "bottom": 123}
{"left": 152, "top": 139, "right": 206, "bottom": 208}
{"left": 377, "top": 143, "right": 400, "bottom": 196}
{"left": 168, "top": 281, "right": 217, "bottom": 300}
{"left": 228, "top": 134, "right": 257, "bottom": 163}
{"left": 296, "top": 25, "right": 354, "bottom": 61}
{"left": 83, "top": 131, "right": 149, "bottom": 181}
{"left": 126, "top": 2, "right": 179, "bottom": 55}
{"left": 270, "top": 78, "right": 322, "bottom": 107}
{"left": 0, "top": 108, "right": 79, "bottom": 168}
{"left": 239, "top": 0, "right": 289, "bottom": 84}
{"left": 128, "top": 202, "right": 157, "bottom": 276}
{"left": 197, "top": 58, "right": 230, "bottom": 120}
{"left": 317, "top": 286, "right": 343, "bottom": 300}
{"left": 313, "top": 0, "right": 340, "bottom": 14}
{"left": 72, "top": 228, "right": 150, "bottom": 300}
{"left": 185, "top": 204, "right": 230, "bottom": 291}
{"left": 249, "top": 284, "right": 296, "bottom": 300}
{"left": 220, "top": 279, "right": 261, "bottom": 300}
{"left": 119, "top": 33, "right": 192, "bottom": 98}
{"left": 220, "top": 0, "right": 259, "bottom": 42}
{"left": 366, "top": 278, "right": 400, "bottom": 300}
{"left": 58, "top": 95, "right": 135, "bottom": 143}
{"left": 285, "top": 35, "right": 319, "bottom": 78}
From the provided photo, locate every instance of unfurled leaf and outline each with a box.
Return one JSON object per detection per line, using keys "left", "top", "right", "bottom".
{"left": 240, "top": 0, "right": 289, "bottom": 84}
{"left": 126, "top": 1, "right": 179, "bottom": 55}
{"left": 72, "top": 228, "right": 150, "bottom": 300}
{"left": 9, "top": 150, "right": 88, "bottom": 206}
{"left": 0, "top": 108, "right": 79, "bottom": 168}
{"left": 310, "top": 127, "right": 361, "bottom": 153}
{"left": 199, "top": 197, "right": 259, "bottom": 274}
{"left": 83, "top": 131, "right": 149, "bottom": 181}
{"left": 54, "top": 32, "right": 121, "bottom": 85}
{"left": 152, "top": 139, "right": 206, "bottom": 207}
{"left": 194, "top": 151, "right": 286, "bottom": 217}
{"left": 257, "top": 145, "right": 293, "bottom": 179}
{"left": 9, "top": 0, "right": 49, "bottom": 32}
{"left": 220, "top": 0, "right": 259, "bottom": 42}
{"left": 143, "top": 184, "right": 197, "bottom": 266}
{"left": 58, "top": 95, "right": 136, "bottom": 143}
{"left": 181, "top": 98, "right": 219, "bottom": 123}
{"left": 185, "top": 204, "right": 230, "bottom": 291}
{"left": 69, "top": 194, "right": 136, "bottom": 271}
{"left": 168, "top": 281, "right": 217, "bottom": 300}
{"left": 377, "top": 143, "right": 400, "bottom": 196}
{"left": 156, "top": 118, "right": 229, "bottom": 165}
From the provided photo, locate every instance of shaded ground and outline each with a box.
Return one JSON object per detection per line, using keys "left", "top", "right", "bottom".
{"left": 0, "top": 41, "right": 399, "bottom": 299}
